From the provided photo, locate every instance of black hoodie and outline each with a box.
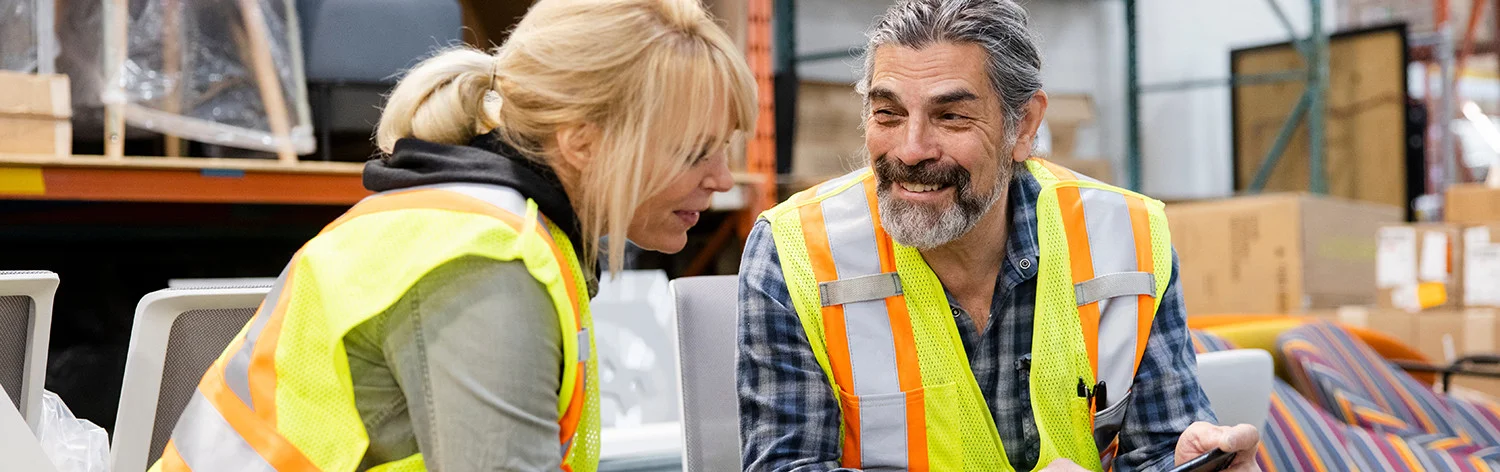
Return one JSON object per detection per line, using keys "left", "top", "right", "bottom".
{"left": 363, "top": 133, "right": 600, "bottom": 289}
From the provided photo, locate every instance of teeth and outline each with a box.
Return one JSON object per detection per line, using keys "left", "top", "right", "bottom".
{"left": 900, "top": 182, "right": 943, "bottom": 193}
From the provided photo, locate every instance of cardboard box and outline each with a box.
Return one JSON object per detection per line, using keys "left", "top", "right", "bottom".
{"left": 1446, "top": 184, "right": 1500, "bottom": 225}
{"left": 1376, "top": 224, "right": 1464, "bottom": 312}
{"left": 1322, "top": 306, "right": 1420, "bottom": 348}
{"left": 793, "top": 81, "right": 864, "bottom": 179}
{"left": 0, "top": 71, "right": 70, "bottom": 155}
{"left": 1045, "top": 94, "right": 1095, "bottom": 158}
{"left": 1465, "top": 224, "right": 1500, "bottom": 308}
{"left": 1048, "top": 157, "right": 1114, "bottom": 185}
{"left": 1168, "top": 193, "right": 1403, "bottom": 314}
{"left": 1413, "top": 308, "right": 1500, "bottom": 397}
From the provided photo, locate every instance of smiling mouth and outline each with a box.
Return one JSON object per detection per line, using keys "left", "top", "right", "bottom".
{"left": 898, "top": 182, "right": 948, "bottom": 193}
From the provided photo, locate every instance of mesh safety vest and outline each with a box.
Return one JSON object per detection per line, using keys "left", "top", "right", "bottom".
{"left": 149, "top": 183, "right": 601, "bottom": 472}
{"left": 761, "top": 158, "right": 1172, "bottom": 472}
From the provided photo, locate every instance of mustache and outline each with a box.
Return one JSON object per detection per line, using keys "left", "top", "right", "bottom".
{"left": 873, "top": 155, "right": 971, "bottom": 189}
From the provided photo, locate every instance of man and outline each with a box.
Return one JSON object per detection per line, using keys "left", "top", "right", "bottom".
{"left": 736, "top": 1, "right": 1260, "bottom": 471}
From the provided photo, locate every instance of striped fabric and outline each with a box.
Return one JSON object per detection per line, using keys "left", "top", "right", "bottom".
{"left": 1191, "top": 330, "right": 1498, "bottom": 471}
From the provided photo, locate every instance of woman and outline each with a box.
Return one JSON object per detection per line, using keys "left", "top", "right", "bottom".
{"left": 147, "top": 1, "right": 755, "bottom": 470}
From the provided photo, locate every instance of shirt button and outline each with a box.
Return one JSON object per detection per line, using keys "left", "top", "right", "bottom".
{"left": 1019, "top": 258, "right": 1033, "bottom": 271}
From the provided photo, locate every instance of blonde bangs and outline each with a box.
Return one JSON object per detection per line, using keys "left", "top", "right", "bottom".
{"left": 583, "top": 16, "right": 758, "bottom": 274}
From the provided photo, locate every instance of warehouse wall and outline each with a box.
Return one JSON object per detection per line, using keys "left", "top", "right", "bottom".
{"left": 793, "top": 0, "right": 1339, "bottom": 199}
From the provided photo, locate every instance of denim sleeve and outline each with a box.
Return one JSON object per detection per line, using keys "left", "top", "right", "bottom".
{"left": 737, "top": 219, "right": 860, "bottom": 472}
{"left": 352, "top": 256, "right": 565, "bottom": 471}
{"left": 1112, "top": 250, "right": 1218, "bottom": 472}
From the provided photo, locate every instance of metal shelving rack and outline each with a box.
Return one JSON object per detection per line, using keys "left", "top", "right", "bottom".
{"left": 1123, "top": 0, "right": 1331, "bottom": 193}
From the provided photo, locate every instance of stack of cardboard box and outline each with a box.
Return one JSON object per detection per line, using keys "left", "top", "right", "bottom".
{"left": 1170, "top": 182, "right": 1500, "bottom": 395}
{"left": 1041, "top": 94, "right": 1113, "bottom": 185}
{"left": 0, "top": 71, "right": 71, "bottom": 156}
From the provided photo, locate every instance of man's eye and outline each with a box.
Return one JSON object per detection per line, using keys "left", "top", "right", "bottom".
{"left": 874, "top": 109, "right": 896, "bottom": 116}
{"left": 941, "top": 113, "right": 965, "bottom": 120}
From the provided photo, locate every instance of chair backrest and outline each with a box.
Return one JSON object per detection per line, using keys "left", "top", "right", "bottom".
{"left": 110, "top": 286, "right": 269, "bottom": 472}
{"left": 1196, "top": 349, "right": 1273, "bottom": 429}
{"left": 669, "top": 275, "right": 741, "bottom": 472}
{"left": 0, "top": 271, "right": 58, "bottom": 430}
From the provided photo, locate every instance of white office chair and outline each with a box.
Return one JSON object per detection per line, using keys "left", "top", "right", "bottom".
{"left": 110, "top": 286, "right": 270, "bottom": 472}
{"left": 1196, "top": 348, "right": 1275, "bottom": 429}
{"left": 669, "top": 275, "right": 741, "bottom": 472}
{"left": 0, "top": 271, "right": 58, "bottom": 431}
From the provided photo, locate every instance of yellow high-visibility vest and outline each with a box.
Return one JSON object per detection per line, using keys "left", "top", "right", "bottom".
{"left": 761, "top": 158, "right": 1173, "bottom": 472}
{"left": 149, "top": 183, "right": 600, "bottom": 472}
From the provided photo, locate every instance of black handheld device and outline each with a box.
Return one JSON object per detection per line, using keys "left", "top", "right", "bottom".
{"left": 1166, "top": 449, "right": 1236, "bottom": 472}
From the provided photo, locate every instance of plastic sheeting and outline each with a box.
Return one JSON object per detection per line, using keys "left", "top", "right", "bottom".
{"left": 105, "top": 0, "right": 314, "bottom": 155}
{"left": 1, "top": 0, "right": 39, "bottom": 72}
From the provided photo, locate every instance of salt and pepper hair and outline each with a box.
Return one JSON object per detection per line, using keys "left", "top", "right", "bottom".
{"left": 857, "top": 0, "right": 1044, "bottom": 133}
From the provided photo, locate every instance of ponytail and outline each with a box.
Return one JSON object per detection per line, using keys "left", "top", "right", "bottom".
{"left": 375, "top": 47, "right": 501, "bottom": 154}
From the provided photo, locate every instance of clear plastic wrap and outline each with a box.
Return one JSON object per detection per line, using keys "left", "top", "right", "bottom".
{"left": 105, "top": 0, "right": 314, "bottom": 155}
{"left": 1, "top": 0, "right": 39, "bottom": 72}
{"left": 36, "top": 390, "right": 110, "bottom": 472}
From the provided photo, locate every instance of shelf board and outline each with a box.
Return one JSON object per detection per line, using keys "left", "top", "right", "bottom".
{"left": 0, "top": 154, "right": 769, "bottom": 207}
{"left": 0, "top": 154, "right": 368, "bottom": 205}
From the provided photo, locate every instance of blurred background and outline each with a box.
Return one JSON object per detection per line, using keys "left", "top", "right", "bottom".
{"left": 4, "top": 0, "right": 1500, "bottom": 470}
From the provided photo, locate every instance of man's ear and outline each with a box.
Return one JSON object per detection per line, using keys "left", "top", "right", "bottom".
{"left": 1011, "top": 90, "right": 1049, "bottom": 163}
{"left": 555, "top": 122, "right": 600, "bottom": 172}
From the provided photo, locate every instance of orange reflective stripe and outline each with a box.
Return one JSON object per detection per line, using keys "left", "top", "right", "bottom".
{"left": 159, "top": 441, "right": 190, "bottom": 472}
{"left": 862, "top": 178, "right": 927, "bottom": 471}
{"left": 323, "top": 189, "right": 502, "bottom": 232}
{"left": 558, "top": 368, "right": 585, "bottom": 444}
{"left": 799, "top": 201, "right": 861, "bottom": 468}
{"left": 247, "top": 259, "right": 297, "bottom": 427}
{"left": 1057, "top": 186, "right": 1099, "bottom": 379}
{"left": 198, "top": 366, "right": 320, "bottom": 470}
{"left": 1035, "top": 158, "right": 1078, "bottom": 181}
{"left": 1125, "top": 196, "right": 1155, "bottom": 374}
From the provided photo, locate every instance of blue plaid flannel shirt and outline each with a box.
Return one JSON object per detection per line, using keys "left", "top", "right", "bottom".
{"left": 735, "top": 167, "right": 1216, "bottom": 472}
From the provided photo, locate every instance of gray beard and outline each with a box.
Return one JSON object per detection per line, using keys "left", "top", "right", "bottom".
{"left": 878, "top": 163, "right": 1012, "bottom": 250}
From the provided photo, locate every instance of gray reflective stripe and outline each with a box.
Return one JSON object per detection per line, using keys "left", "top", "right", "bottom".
{"left": 223, "top": 263, "right": 292, "bottom": 409}
{"left": 1079, "top": 188, "right": 1143, "bottom": 409}
{"left": 819, "top": 273, "right": 903, "bottom": 307}
{"left": 577, "top": 328, "right": 590, "bottom": 362}
{"left": 1073, "top": 272, "right": 1155, "bottom": 306}
{"left": 428, "top": 183, "right": 531, "bottom": 217}
{"left": 818, "top": 183, "right": 908, "bottom": 468}
{"left": 171, "top": 392, "right": 276, "bottom": 472}
{"left": 815, "top": 169, "right": 868, "bottom": 197}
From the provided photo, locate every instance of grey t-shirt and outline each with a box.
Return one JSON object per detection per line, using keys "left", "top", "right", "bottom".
{"left": 343, "top": 256, "right": 564, "bottom": 471}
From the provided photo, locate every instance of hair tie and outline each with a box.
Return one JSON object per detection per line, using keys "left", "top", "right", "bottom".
{"left": 481, "top": 58, "right": 504, "bottom": 130}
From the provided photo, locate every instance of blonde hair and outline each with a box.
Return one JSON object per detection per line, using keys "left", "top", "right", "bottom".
{"left": 376, "top": 0, "right": 757, "bottom": 272}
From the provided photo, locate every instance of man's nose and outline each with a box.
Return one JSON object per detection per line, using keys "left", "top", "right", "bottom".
{"left": 894, "top": 119, "right": 939, "bottom": 166}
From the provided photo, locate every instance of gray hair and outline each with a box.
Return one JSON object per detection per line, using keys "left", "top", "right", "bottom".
{"left": 857, "top": 0, "right": 1043, "bottom": 133}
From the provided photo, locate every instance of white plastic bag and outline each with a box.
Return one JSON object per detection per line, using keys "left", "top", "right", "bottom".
{"left": 35, "top": 390, "right": 110, "bottom": 472}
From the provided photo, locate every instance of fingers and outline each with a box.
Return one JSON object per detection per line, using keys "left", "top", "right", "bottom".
{"left": 1218, "top": 423, "right": 1260, "bottom": 453}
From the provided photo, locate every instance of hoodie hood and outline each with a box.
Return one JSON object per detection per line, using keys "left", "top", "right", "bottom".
{"left": 364, "top": 133, "right": 598, "bottom": 289}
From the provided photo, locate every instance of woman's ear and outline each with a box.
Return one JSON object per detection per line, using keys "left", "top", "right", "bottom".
{"left": 555, "top": 122, "right": 601, "bottom": 172}
{"left": 1011, "top": 90, "right": 1049, "bottom": 163}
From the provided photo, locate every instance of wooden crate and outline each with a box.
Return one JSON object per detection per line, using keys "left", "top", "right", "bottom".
{"left": 0, "top": 71, "right": 71, "bottom": 156}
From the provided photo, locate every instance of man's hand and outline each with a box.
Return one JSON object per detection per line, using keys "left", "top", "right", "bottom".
{"left": 1039, "top": 458, "right": 1090, "bottom": 471}
{"left": 1174, "top": 422, "right": 1261, "bottom": 471}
